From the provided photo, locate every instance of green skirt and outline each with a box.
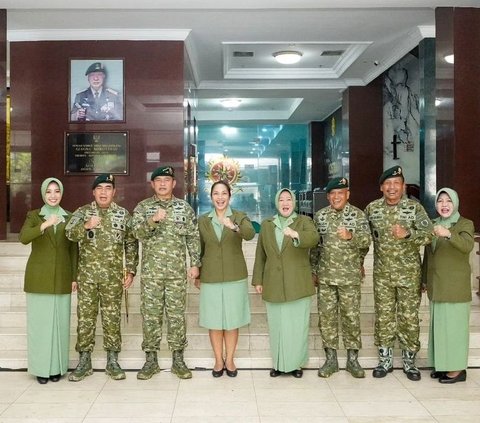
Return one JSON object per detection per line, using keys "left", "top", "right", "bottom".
{"left": 265, "top": 296, "right": 311, "bottom": 373}
{"left": 199, "top": 279, "right": 250, "bottom": 330}
{"left": 26, "top": 293, "right": 71, "bottom": 378}
{"left": 428, "top": 301, "right": 470, "bottom": 371}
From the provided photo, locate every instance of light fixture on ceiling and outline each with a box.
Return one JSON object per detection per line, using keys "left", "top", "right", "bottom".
{"left": 220, "top": 98, "right": 242, "bottom": 109}
{"left": 444, "top": 54, "right": 454, "bottom": 64}
{"left": 273, "top": 50, "right": 303, "bottom": 65}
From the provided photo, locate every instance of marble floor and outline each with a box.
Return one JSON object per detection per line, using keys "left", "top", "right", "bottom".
{"left": 1, "top": 368, "right": 480, "bottom": 423}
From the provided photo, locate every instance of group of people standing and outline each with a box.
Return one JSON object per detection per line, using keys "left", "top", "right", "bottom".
{"left": 20, "top": 164, "right": 474, "bottom": 386}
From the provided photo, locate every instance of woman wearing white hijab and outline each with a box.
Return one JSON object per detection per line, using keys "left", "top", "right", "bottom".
{"left": 252, "top": 188, "right": 319, "bottom": 377}
{"left": 423, "top": 188, "right": 474, "bottom": 384}
{"left": 19, "top": 177, "right": 77, "bottom": 384}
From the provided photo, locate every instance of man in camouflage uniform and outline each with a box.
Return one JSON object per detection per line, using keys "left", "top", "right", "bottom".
{"left": 132, "top": 166, "right": 201, "bottom": 380}
{"left": 66, "top": 174, "right": 138, "bottom": 382}
{"left": 311, "top": 177, "right": 371, "bottom": 379}
{"left": 365, "top": 166, "right": 432, "bottom": 381}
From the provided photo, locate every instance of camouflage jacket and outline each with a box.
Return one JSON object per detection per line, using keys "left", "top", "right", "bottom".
{"left": 132, "top": 195, "right": 201, "bottom": 279}
{"left": 310, "top": 203, "right": 371, "bottom": 285}
{"left": 364, "top": 196, "right": 433, "bottom": 275}
{"left": 65, "top": 201, "right": 139, "bottom": 277}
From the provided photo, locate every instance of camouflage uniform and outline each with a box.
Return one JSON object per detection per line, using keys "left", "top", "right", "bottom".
{"left": 66, "top": 201, "right": 138, "bottom": 353}
{"left": 132, "top": 195, "right": 201, "bottom": 352}
{"left": 311, "top": 203, "right": 371, "bottom": 350}
{"left": 364, "top": 196, "right": 432, "bottom": 352}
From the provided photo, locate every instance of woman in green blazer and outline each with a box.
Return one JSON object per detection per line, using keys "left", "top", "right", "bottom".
{"left": 423, "top": 188, "right": 474, "bottom": 384}
{"left": 252, "top": 188, "right": 319, "bottom": 378}
{"left": 197, "top": 181, "right": 255, "bottom": 377}
{"left": 19, "top": 177, "right": 77, "bottom": 384}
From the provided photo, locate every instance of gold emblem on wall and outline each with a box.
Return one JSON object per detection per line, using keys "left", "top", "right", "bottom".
{"left": 206, "top": 155, "right": 242, "bottom": 188}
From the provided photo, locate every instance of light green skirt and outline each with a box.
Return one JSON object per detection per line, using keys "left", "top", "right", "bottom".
{"left": 199, "top": 279, "right": 251, "bottom": 330}
{"left": 26, "top": 293, "right": 71, "bottom": 378}
{"left": 428, "top": 301, "right": 470, "bottom": 371}
{"left": 265, "top": 296, "right": 311, "bottom": 373}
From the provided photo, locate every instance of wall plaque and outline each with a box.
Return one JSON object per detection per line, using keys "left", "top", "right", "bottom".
{"left": 65, "top": 131, "right": 128, "bottom": 175}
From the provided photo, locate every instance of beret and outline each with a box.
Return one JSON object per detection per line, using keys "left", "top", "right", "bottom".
{"left": 379, "top": 165, "right": 404, "bottom": 184}
{"left": 92, "top": 173, "right": 115, "bottom": 189}
{"left": 151, "top": 166, "right": 175, "bottom": 180}
{"left": 326, "top": 177, "right": 349, "bottom": 193}
{"left": 85, "top": 62, "right": 106, "bottom": 75}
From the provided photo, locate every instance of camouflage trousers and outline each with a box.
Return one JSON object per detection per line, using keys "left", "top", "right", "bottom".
{"left": 373, "top": 272, "right": 422, "bottom": 352}
{"left": 75, "top": 276, "right": 123, "bottom": 352}
{"left": 318, "top": 283, "right": 362, "bottom": 350}
{"left": 140, "top": 277, "right": 187, "bottom": 352}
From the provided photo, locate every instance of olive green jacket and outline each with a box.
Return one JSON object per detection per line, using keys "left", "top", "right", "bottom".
{"left": 252, "top": 214, "right": 319, "bottom": 303}
{"left": 198, "top": 209, "right": 255, "bottom": 283}
{"left": 20, "top": 209, "right": 78, "bottom": 294}
{"left": 423, "top": 217, "right": 474, "bottom": 303}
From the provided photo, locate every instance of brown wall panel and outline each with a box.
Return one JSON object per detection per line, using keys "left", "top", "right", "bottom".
{"left": 344, "top": 79, "right": 383, "bottom": 210}
{"left": 10, "top": 40, "right": 185, "bottom": 232}
{"left": 0, "top": 10, "right": 6, "bottom": 239}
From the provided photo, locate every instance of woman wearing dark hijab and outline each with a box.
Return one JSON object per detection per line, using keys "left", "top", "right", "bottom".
{"left": 252, "top": 188, "right": 319, "bottom": 378}
{"left": 423, "top": 188, "right": 474, "bottom": 384}
{"left": 19, "top": 177, "right": 77, "bottom": 384}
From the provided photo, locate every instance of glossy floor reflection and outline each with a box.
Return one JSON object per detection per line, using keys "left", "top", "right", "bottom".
{"left": 1, "top": 368, "right": 480, "bottom": 422}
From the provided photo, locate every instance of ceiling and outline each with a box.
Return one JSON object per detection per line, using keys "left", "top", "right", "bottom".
{"left": 3, "top": 1, "right": 477, "bottom": 125}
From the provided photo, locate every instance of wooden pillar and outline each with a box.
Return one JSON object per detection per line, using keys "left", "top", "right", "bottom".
{"left": 343, "top": 78, "right": 383, "bottom": 210}
{"left": 436, "top": 7, "right": 480, "bottom": 229}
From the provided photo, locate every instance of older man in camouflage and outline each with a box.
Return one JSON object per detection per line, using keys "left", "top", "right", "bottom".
{"left": 66, "top": 174, "right": 138, "bottom": 382}
{"left": 132, "top": 166, "right": 201, "bottom": 380}
{"left": 311, "top": 177, "right": 371, "bottom": 379}
{"left": 365, "top": 166, "right": 432, "bottom": 381}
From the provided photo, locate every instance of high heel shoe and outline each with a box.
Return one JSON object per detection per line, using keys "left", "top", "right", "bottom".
{"left": 225, "top": 367, "right": 238, "bottom": 377}
{"left": 212, "top": 367, "right": 224, "bottom": 378}
{"left": 430, "top": 370, "right": 445, "bottom": 379}
{"left": 291, "top": 369, "right": 303, "bottom": 378}
{"left": 36, "top": 376, "right": 48, "bottom": 384}
{"left": 439, "top": 370, "right": 467, "bottom": 384}
{"left": 269, "top": 368, "right": 282, "bottom": 377}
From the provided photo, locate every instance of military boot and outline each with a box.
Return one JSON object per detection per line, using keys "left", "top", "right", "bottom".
{"left": 68, "top": 352, "right": 93, "bottom": 382}
{"left": 402, "top": 350, "right": 421, "bottom": 381}
{"left": 318, "top": 348, "right": 339, "bottom": 378}
{"left": 105, "top": 351, "right": 126, "bottom": 380}
{"left": 372, "top": 346, "right": 393, "bottom": 378}
{"left": 171, "top": 350, "right": 192, "bottom": 379}
{"left": 346, "top": 349, "right": 365, "bottom": 378}
{"left": 137, "top": 351, "right": 161, "bottom": 380}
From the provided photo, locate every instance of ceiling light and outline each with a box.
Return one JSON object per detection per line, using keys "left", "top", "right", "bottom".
{"left": 444, "top": 54, "right": 454, "bottom": 64}
{"left": 220, "top": 98, "right": 241, "bottom": 109}
{"left": 273, "top": 50, "right": 303, "bottom": 65}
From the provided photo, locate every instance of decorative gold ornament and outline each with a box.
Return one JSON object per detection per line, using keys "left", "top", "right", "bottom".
{"left": 206, "top": 155, "right": 242, "bottom": 187}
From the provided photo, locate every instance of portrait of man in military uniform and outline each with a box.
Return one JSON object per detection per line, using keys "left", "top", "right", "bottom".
{"left": 70, "top": 59, "right": 124, "bottom": 122}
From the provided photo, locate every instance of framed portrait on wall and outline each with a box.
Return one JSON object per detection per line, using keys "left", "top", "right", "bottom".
{"left": 69, "top": 59, "right": 125, "bottom": 123}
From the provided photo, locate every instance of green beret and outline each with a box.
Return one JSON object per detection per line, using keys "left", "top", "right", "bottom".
{"left": 92, "top": 173, "right": 115, "bottom": 189}
{"left": 379, "top": 165, "right": 404, "bottom": 184}
{"left": 326, "top": 177, "right": 349, "bottom": 193}
{"left": 85, "top": 62, "right": 106, "bottom": 75}
{"left": 151, "top": 166, "right": 175, "bottom": 180}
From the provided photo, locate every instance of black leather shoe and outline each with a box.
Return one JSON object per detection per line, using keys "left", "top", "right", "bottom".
{"left": 439, "top": 370, "right": 467, "bottom": 384}
{"left": 37, "top": 376, "right": 48, "bottom": 384}
{"left": 291, "top": 369, "right": 303, "bottom": 378}
{"left": 430, "top": 370, "right": 445, "bottom": 379}
{"left": 269, "top": 368, "right": 282, "bottom": 377}
{"left": 225, "top": 367, "right": 238, "bottom": 377}
{"left": 49, "top": 374, "right": 61, "bottom": 382}
{"left": 212, "top": 368, "right": 224, "bottom": 378}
